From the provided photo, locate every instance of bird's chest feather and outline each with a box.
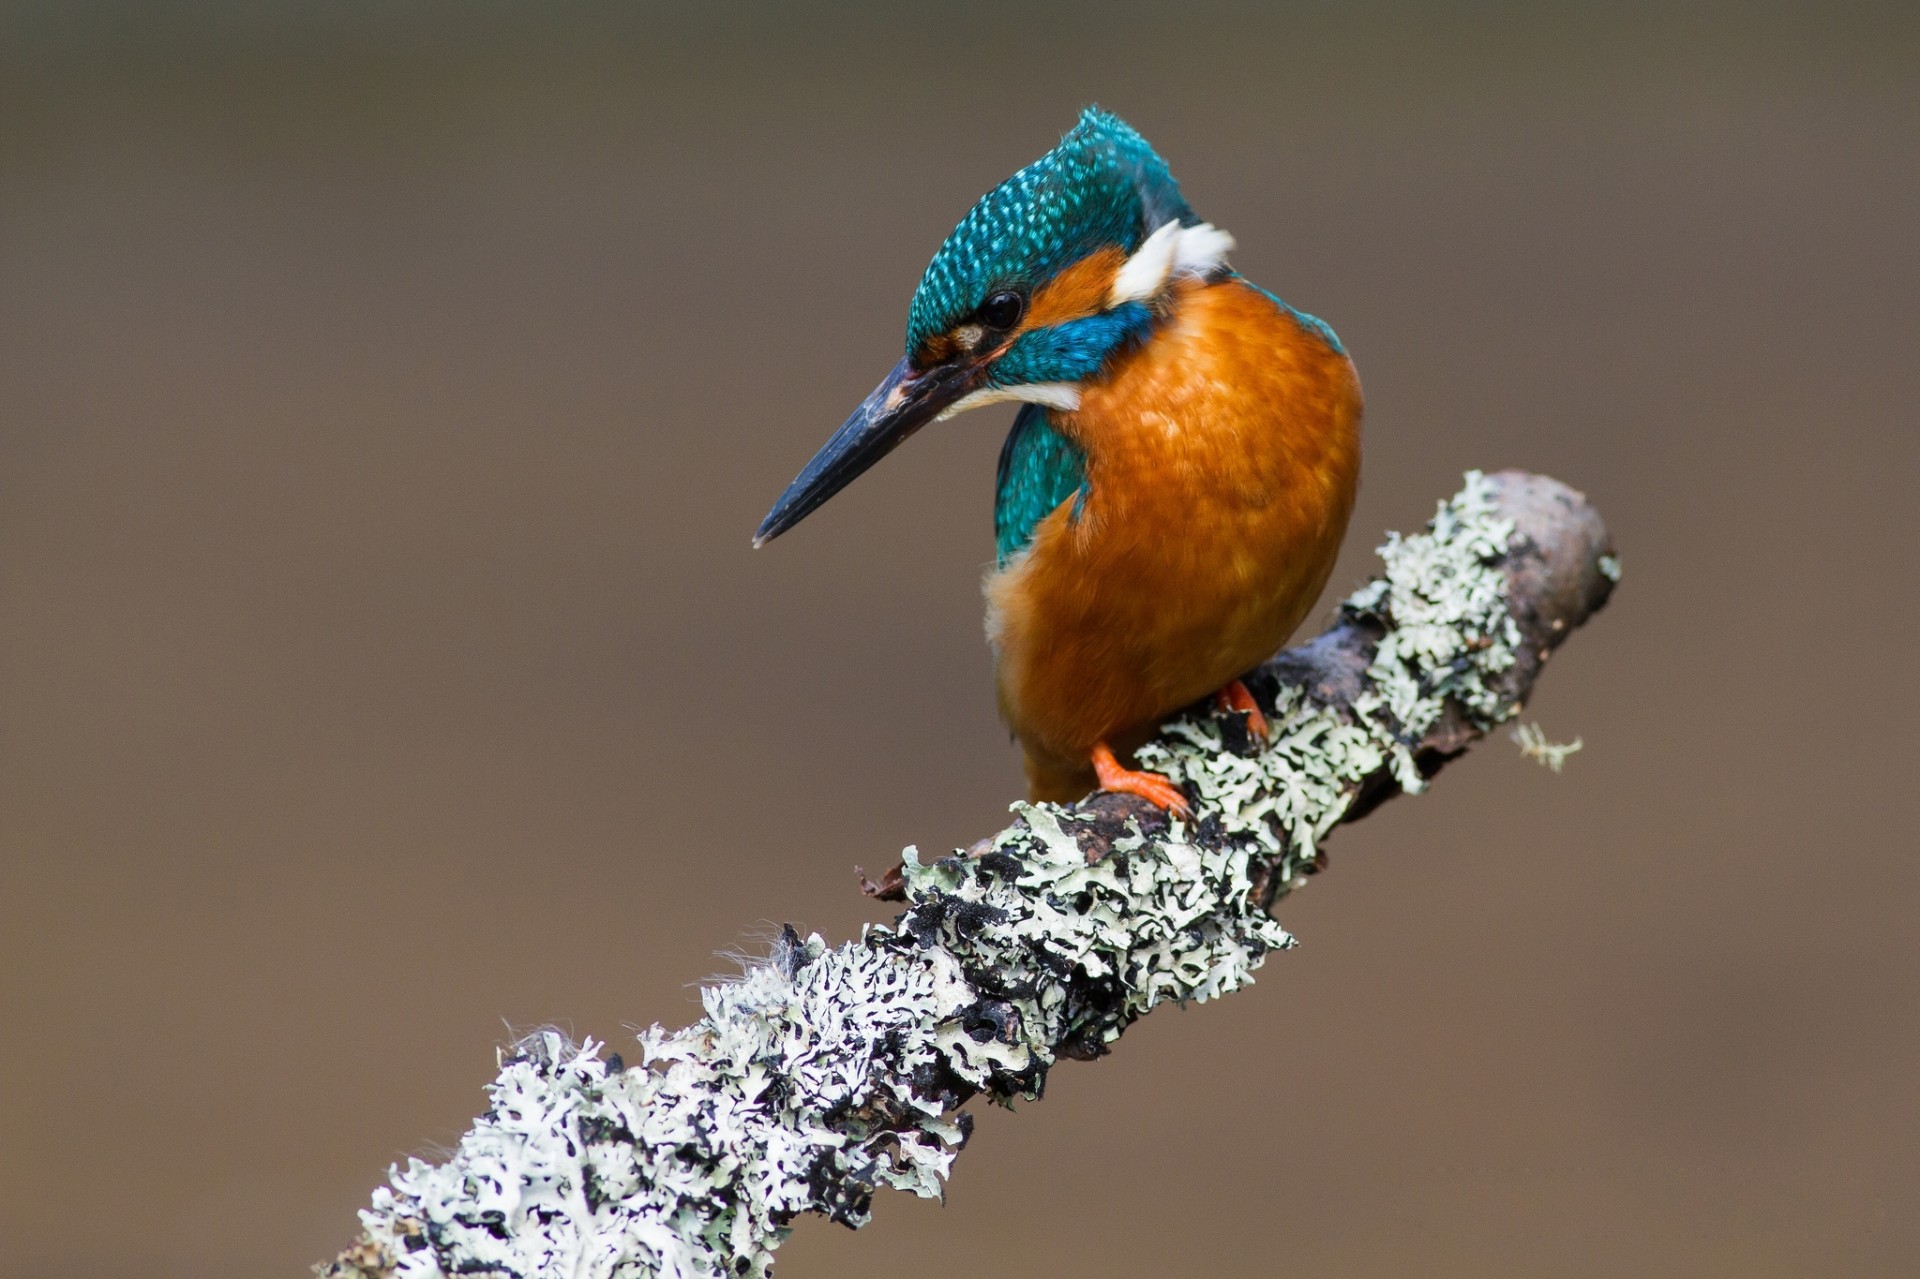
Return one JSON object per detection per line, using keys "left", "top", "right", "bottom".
{"left": 986, "top": 279, "right": 1362, "bottom": 754}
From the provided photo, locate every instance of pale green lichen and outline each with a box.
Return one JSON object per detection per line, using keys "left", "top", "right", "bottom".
{"left": 1511, "top": 721, "right": 1583, "bottom": 773}
{"left": 357, "top": 813, "right": 1291, "bottom": 1279}
{"left": 1139, "top": 469, "right": 1523, "bottom": 894}
{"left": 340, "top": 472, "right": 1539, "bottom": 1279}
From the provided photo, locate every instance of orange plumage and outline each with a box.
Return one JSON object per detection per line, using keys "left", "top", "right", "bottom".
{"left": 986, "top": 275, "right": 1363, "bottom": 802}
{"left": 755, "top": 110, "right": 1363, "bottom": 812}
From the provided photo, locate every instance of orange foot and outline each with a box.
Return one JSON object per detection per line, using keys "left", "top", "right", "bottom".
{"left": 1091, "top": 741, "right": 1191, "bottom": 817}
{"left": 1215, "top": 679, "right": 1270, "bottom": 742}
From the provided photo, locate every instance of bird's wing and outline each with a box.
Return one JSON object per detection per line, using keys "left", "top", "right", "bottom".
{"left": 994, "top": 403, "right": 1088, "bottom": 567}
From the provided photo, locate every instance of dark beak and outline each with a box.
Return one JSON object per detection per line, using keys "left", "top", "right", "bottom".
{"left": 754, "top": 355, "right": 977, "bottom": 546}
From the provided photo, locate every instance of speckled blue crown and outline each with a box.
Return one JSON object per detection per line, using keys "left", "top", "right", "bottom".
{"left": 904, "top": 108, "right": 1193, "bottom": 358}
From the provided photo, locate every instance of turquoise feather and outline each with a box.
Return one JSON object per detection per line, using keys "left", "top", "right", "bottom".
{"left": 907, "top": 107, "right": 1192, "bottom": 360}
{"left": 994, "top": 405, "right": 1087, "bottom": 566}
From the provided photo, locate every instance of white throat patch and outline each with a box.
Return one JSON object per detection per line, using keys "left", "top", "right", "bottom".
{"left": 1107, "top": 218, "right": 1236, "bottom": 308}
{"left": 934, "top": 381, "right": 1082, "bottom": 422}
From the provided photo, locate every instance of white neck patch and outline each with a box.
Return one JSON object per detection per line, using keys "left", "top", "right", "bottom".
{"left": 1107, "top": 218, "right": 1236, "bottom": 308}
{"left": 934, "top": 381, "right": 1082, "bottom": 422}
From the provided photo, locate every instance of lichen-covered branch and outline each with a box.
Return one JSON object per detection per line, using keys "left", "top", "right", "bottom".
{"left": 323, "top": 470, "right": 1616, "bottom": 1279}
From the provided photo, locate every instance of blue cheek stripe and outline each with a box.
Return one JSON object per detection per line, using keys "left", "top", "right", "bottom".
{"left": 989, "top": 302, "right": 1155, "bottom": 388}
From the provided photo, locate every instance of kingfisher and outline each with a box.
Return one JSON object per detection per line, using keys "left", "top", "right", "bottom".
{"left": 755, "top": 108, "right": 1362, "bottom": 814}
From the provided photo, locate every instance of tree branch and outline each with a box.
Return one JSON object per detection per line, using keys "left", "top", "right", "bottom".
{"left": 321, "top": 469, "right": 1616, "bottom": 1279}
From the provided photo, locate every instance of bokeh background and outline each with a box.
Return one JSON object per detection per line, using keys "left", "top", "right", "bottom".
{"left": 4, "top": 2, "right": 1917, "bottom": 1274}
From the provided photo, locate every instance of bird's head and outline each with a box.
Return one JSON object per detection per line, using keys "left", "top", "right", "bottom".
{"left": 754, "top": 107, "right": 1235, "bottom": 545}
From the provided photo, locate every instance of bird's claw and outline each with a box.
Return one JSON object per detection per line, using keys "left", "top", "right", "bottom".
{"left": 1217, "top": 679, "right": 1270, "bottom": 743}
{"left": 1091, "top": 741, "right": 1192, "bottom": 817}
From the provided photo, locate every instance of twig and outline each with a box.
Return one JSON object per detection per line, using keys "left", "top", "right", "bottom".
{"left": 321, "top": 470, "right": 1616, "bottom": 1279}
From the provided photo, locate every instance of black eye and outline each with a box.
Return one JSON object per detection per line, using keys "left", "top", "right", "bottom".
{"left": 979, "top": 290, "right": 1025, "bottom": 331}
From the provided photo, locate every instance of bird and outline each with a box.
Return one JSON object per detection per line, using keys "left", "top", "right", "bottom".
{"left": 755, "top": 108, "right": 1362, "bottom": 814}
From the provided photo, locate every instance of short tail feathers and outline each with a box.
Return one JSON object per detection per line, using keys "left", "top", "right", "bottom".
{"left": 1023, "top": 751, "right": 1097, "bottom": 805}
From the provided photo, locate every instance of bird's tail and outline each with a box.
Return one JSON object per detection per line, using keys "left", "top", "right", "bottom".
{"left": 1023, "top": 749, "right": 1098, "bottom": 806}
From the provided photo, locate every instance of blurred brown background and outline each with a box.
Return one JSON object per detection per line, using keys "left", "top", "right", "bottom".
{"left": 3, "top": 2, "right": 1917, "bottom": 1274}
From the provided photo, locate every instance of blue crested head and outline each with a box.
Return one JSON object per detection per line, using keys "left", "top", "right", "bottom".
{"left": 904, "top": 107, "right": 1195, "bottom": 362}
{"left": 755, "top": 108, "right": 1239, "bottom": 549}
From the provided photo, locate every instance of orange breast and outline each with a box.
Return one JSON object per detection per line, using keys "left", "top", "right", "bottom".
{"left": 985, "top": 277, "right": 1362, "bottom": 800}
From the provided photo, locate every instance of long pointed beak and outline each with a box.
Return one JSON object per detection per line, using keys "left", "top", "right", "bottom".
{"left": 754, "top": 356, "right": 977, "bottom": 547}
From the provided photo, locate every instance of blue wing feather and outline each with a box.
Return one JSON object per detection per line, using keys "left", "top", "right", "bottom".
{"left": 994, "top": 404, "right": 1088, "bottom": 566}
